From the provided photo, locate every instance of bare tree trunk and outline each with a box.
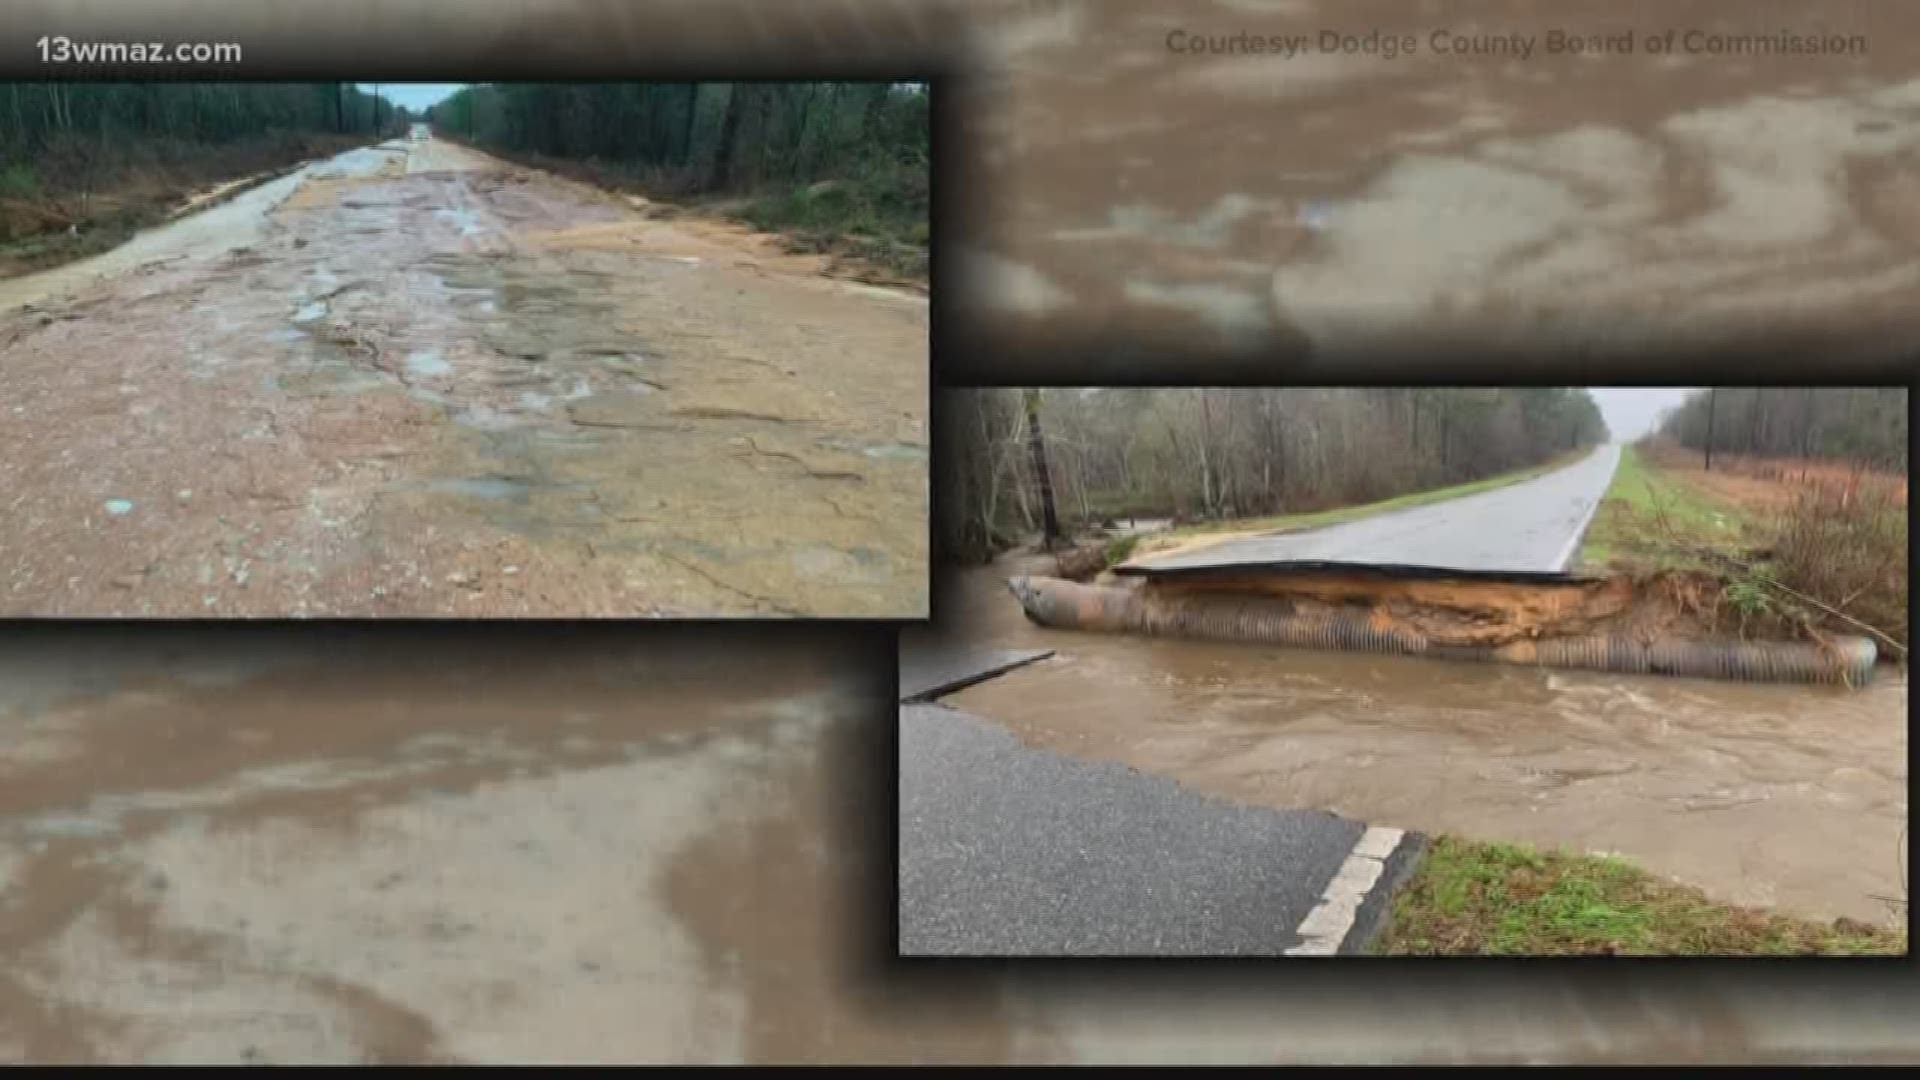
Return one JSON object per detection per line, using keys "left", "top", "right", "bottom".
{"left": 708, "top": 84, "right": 745, "bottom": 191}
{"left": 1196, "top": 392, "right": 1216, "bottom": 517}
{"left": 681, "top": 85, "right": 702, "bottom": 169}
{"left": 1024, "top": 389, "right": 1063, "bottom": 550}
{"left": 1704, "top": 388, "right": 1716, "bottom": 471}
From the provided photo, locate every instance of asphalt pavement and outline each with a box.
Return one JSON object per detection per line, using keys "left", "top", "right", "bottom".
{"left": 899, "top": 645, "right": 1053, "bottom": 703}
{"left": 898, "top": 703, "right": 1423, "bottom": 956}
{"left": 1125, "top": 444, "right": 1622, "bottom": 576}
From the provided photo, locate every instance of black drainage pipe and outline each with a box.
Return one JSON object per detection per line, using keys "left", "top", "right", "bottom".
{"left": 1008, "top": 576, "right": 1878, "bottom": 688}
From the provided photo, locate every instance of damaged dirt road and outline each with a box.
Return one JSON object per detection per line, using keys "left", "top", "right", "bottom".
{"left": 0, "top": 135, "right": 928, "bottom": 617}
{"left": 957, "top": 0, "right": 1920, "bottom": 370}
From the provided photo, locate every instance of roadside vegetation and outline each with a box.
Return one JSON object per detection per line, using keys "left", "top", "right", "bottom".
{"left": 1577, "top": 444, "right": 1751, "bottom": 572}
{"left": 1579, "top": 388, "right": 1907, "bottom": 657}
{"left": 1377, "top": 836, "right": 1906, "bottom": 956}
{"left": 1, "top": 83, "right": 399, "bottom": 278}
{"left": 941, "top": 388, "right": 1609, "bottom": 566}
{"left": 429, "top": 83, "right": 928, "bottom": 282}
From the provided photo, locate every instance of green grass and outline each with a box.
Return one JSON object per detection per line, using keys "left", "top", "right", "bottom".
{"left": 1376, "top": 836, "right": 1906, "bottom": 956}
{"left": 1144, "top": 452, "right": 1586, "bottom": 549}
{"left": 0, "top": 161, "right": 41, "bottom": 200}
{"left": 1577, "top": 445, "right": 1753, "bottom": 572}
{"left": 737, "top": 163, "right": 928, "bottom": 278}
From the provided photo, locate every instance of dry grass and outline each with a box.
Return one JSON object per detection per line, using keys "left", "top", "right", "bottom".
{"left": 1583, "top": 444, "right": 1908, "bottom": 654}
{"left": 1769, "top": 483, "right": 1908, "bottom": 654}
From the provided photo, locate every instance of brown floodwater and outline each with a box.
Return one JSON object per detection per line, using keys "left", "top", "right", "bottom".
{"left": 0, "top": 627, "right": 1017, "bottom": 1064}
{"left": 956, "top": 0, "right": 1920, "bottom": 369}
{"left": 929, "top": 563, "right": 1909, "bottom": 925}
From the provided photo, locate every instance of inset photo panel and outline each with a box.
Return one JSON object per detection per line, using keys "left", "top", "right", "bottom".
{"left": 902, "top": 387, "right": 1909, "bottom": 957}
{"left": 952, "top": 2, "right": 1920, "bottom": 381}
{"left": 0, "top": 81, "right": 930, "bottom": 618}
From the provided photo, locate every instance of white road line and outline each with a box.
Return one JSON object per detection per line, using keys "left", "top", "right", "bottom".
{"left": 1550, "top": 445, "right": 1620, "bottom": 572}
{"left": 1285, "top": 825, "right": 1405, "bottom": 956}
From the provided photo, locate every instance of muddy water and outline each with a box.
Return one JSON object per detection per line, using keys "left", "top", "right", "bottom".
{"left": 957, "top": 0, "right": 1920, "bottom": 366}
{"left": 931, "top": 564, "right": 1909, "bottom": 925}
{"left": 0, "top": 628, "right": 1022, "bottom": 1064}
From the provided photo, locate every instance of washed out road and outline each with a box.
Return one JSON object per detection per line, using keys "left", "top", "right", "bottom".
{"left": 0, "top": 135, "right": 929, "bottom": 617}
{"left": 896, "top": 634, "right": 1424, "bottom": 956}
{"left": 1128, "top": 444, "right": 1621, "bottom": 576}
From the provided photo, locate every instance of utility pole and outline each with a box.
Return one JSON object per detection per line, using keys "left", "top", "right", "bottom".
{"left": 1703, "top": 388, "right": 1716, "bottom": 471}
{"left": 1022, "top": 389, "right": 1063, "bottom": 551}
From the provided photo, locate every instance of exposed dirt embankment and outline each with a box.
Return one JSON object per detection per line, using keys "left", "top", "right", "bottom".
{"left": 1109, "top": 567, "right": 1782, "bottom": 650}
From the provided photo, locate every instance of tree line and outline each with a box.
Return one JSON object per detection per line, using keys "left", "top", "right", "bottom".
{"left": 1656, "top": 388, "right": 1907, "bottom": 471}
{"left": 941, "top": 389, "right": 1609, "bottom": 564}
{"left": 428, "top": 83, "right": 926, "bottom": 197}
{"left": 2, "top": 83, "right": 399, "bottom": 159}
{"left": 2, "top": 83, "right": 399, "bottom": 244}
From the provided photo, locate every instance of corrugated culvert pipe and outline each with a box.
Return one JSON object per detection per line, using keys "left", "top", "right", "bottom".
{"left": 1008, "top": 576, "right": 1878, "bottom": 688}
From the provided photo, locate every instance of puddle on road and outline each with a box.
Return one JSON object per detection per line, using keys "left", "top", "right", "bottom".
{"left": 791, "top": 544, "right": 894, "bottom": 586}
{"left": 930, "top": 564, "right": 1909, "bottom": 925}
{"left": 819, "top": 437, "right": 929, "bottom": 462}
{"left": 420, "top": 478, "right": 538, "bottom": 502}
{"left": 404, "top": 349, "right": 450, "bottom": 377}
{"left": 271, "top": 360, "right": 392, "bottom": 399}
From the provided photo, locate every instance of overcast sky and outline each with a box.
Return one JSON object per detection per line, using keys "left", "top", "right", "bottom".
{"left": 357, "top": 83, "right": 466, "bottom": 112}
{"left": 1588, "top": 388, "right": 1698, "bottom": 443}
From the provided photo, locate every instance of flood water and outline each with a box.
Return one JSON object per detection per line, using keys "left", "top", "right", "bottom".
{"left": 928, "top": 564, "right": 1909, "bottom": 925}
{"left": 0, "top": 628, "right": 1018, "bottom": 1064}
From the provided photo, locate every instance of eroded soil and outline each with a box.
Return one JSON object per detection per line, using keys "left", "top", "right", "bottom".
{"left": 0, "top": 137, "right": 928, "bottom": 617}
{"left": 956, "top": 0, "right": 1920, "bottom": 367}
{"left": 930, "top": 562, "right": 1909, "bottom": 925}
{"left": 1117, "top": 568, "right": 1718, "bottom": 648}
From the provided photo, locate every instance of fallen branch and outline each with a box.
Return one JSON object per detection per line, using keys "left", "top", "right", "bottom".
{"left": 1740, "top": 564, "right": 1907, "bottom": 658}
{"left": 1642, "top": 474, "right": 1907, "bottom": 657}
